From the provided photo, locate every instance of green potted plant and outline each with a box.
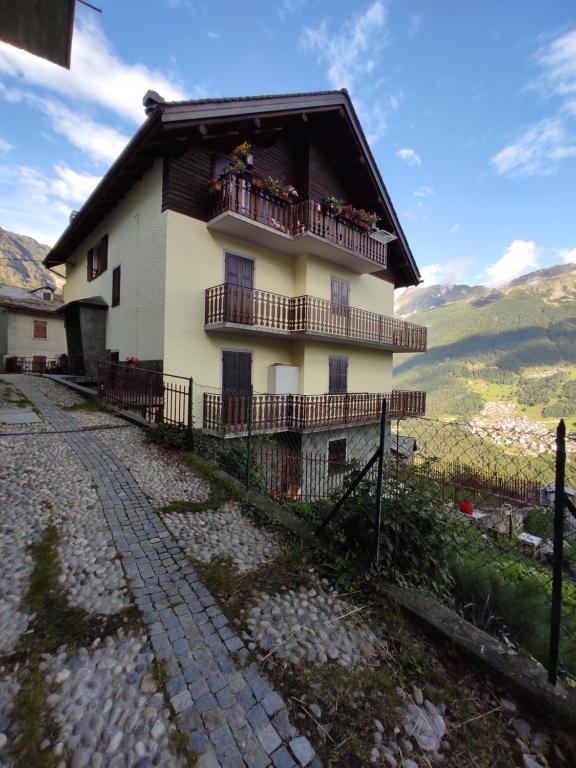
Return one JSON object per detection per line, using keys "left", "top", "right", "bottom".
{"left": 227, "top": 141, "right": 252, "bottom": 175}
{"left": 355, "top": 209, "right": 379, "bottom": 230}
{"left": 323, "top": 196, "right": 344, "bottom": 216}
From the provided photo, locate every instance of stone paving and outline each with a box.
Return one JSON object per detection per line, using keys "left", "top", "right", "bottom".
{"left": 1, "top": 376, "right": 318, "bottom": 768}
{"left": 164, "top": 502, "right": 280, "bottom": 573}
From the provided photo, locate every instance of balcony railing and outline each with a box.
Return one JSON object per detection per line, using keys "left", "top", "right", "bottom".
{"left": 209, "top": 173, "right": 388, "bottom": 267}
{"left": 205, "top": 284, "right": 427, "bottom": 352}
{"left": 203, "top": 390, "right": 426, "bottom": 434}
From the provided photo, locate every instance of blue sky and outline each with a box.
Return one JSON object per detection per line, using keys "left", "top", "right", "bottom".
{"left": 0, "top": 0, "right": 575, "bottom": 287}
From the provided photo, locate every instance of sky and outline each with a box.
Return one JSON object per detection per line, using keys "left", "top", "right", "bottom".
{"left": 0, "top": 0, "right": 575, "bottom": 288}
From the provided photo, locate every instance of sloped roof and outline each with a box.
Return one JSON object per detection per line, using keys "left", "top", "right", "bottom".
{"left": 44, "top": 90, "right": 420, "bottom": 286}
{"left": 0, "top": 284, "right": 63, "bottom": 315}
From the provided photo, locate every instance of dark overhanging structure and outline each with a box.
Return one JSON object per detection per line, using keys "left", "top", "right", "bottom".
{"left": 0, "top": 0, "right": 76, "bottom": 68}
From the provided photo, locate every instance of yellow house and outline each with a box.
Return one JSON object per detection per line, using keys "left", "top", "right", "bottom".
{"left": 44, "top": 90, "right": 427, "bottom": 494}
{"left": 0, "top": 285, "right": 66, "bottom": 371}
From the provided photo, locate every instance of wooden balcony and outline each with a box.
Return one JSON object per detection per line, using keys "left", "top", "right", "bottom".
{"left": 207, "top": 173, "right": 391, "bottom": 274}
{"left": 205, "top": 284, "right": 427, "bottom": 353}
{"left": 203, "top": 390, "right": 426, "bottom": 435}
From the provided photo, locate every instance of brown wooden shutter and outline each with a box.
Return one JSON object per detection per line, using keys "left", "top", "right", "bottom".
{"left": 87, "top": 248, "right": 94, "bottom": 281}
{"left": 112, "top": 265, "right": 121, "bottom": 307}
{"left": 33, "top": 320, "right": 47, "bottom": 339}
{"left": 99, "top": 234, "right": 108, "bottom": 272}
{"left": 329, "top": 356, "right": 348, "bottom": 393}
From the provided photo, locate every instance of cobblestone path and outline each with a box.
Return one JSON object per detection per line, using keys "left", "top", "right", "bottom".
{"left": 4, "top": 377, "right": 317, "bottom": 768}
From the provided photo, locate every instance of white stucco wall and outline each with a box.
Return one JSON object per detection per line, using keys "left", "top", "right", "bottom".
{"left": 5, "top": 311, "right": 66, "bottom": 360}
{"left": 63, "top": 160, "right": 166, "bottom": 361}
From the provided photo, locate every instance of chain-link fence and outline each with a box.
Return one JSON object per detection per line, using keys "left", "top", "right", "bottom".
{"left": 311, "top": 414, "right": 576, "bottom": 686}
{"left": 94, "top": 362, "right": 575, "bottom": 683}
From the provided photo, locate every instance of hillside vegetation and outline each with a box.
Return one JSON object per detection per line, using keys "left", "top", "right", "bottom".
{"left": 0, "top": 227, "right": 63, "bottom": 291}
{"left": 394, "top": 264, "right": 576, "bottom": 426}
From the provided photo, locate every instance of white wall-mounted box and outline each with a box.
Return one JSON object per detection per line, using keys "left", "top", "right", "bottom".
{"left": 268, "top": 364, "right": 299, "bottom": 395}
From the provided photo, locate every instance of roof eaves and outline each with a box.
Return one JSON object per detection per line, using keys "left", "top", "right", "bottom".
{"left": 44, "top": 109, "right": 162, "bottom": 267}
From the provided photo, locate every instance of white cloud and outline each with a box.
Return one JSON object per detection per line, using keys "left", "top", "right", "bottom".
{"left": 0, "top": 163, "right": 100, "bottom": 244}
{"left": 413, "top": 185, "right": 434, "bottom": 197}
{"left": 206, "top": 30, "right": 221, "bottom": 40}
{"left": 492, "top": 29, "right": 576, "bottom": 178}
{"left": 419, "top": 264, "right": 442, "bottom": 285}
{"left": 0, "top": 16, "right": 187, "bottom": 124}
{"left": 50, "top": 164, "right": 101, "bottom": 204}
{"left": 0, "top": 136, "right": 12, "bottom": 152}
{"left": 558, "top": 247, "right": 576, "bottom": 264}
{"left": 397, "top": 148, "right": 422, "bottom": 166}
{"left": 279, "top": 0, "right": 307, "bottom": 18}
{"left": 302, "top": 2, "right": 393, "bottom": 143}
{"left": 535, "top": 29, "right": 576, "bottom": 101}
{"left": 450, "top": 223, "right": 460, "bottom": 233}
{"left": 39, "top": 99, "right": 129, "bottom": 165}
{"left": 491, "top": 117, "right": 576, "bottom": 177}
{"left": 485, "top": 240, "right": 540, "bottom": 285}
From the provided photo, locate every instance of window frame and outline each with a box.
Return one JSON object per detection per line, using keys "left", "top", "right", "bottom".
{"left": 328, "top": 355, "right": 348, "bottom": 394}
{"left": 328, "top": 438, "right": 347, "bottom": 476}
{"left": 87, "top": 234, "right": 109, "bottom": 281}
{"left": 33, "top": 319, "right": 47, "bottom": 339}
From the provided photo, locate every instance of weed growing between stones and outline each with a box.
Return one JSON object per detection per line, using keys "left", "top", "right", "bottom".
{"left": 151, "top": 659, "right": 198, "bottom": 767}
{"left": 9, "top": 666, "right": 60, "bottom": 768}
{"left": 18, "top": 526, "right": 142, "bottom": 657}
{"left": 157, "top": 485, "right": 233, "bottom": 515}
{"left": 3, "top": 525, "right": 144, "bottom": 766}
{"left": 62, "top": 399, "right": 116, "bottom": 414}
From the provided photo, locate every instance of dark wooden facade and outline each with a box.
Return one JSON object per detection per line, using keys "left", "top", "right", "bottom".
{"left": 161, "top": 110, "right": 390, "bottom": 258}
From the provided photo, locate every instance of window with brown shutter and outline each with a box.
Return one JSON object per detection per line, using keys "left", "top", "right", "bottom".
{"left": 112, "top": 265, "right": 121, "bottom": 306}
{"left": 328, "top": 356, "right": 348, "bottom": 394}
{"left": 328, "top": 439, "right": 347, "bottom": 476}
{"left": 87, "top": 235, "right": 109, "bottom": 281}
{"left": 33, "top": 320, "right": 47, "bottom": 339}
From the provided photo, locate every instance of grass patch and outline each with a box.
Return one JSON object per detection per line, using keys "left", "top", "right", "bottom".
{"left": 62, "top": 398, "right": 115, "bottom": 414}
{"left": 194, "top": 543, "right": 311, "bottom": 622}
{"left": 152, "top": 660, "right": 198, "bottom": 766}
{"left": 158, "top": 486, "right": 233, "bottom": 515}
{"left": 9, "top": 667, "right": 60, "bottom": 768}
{"left": 183, "top": 451, "right": 245, "bottom": 501}
{"left": 169, "top": 728, "right": 198, "bottom": 767}
{"left": 151, "top": 658, "right": 169, "bottom": 686}
{"left": 15, "top": 526, "right": 142, "bottom": 658}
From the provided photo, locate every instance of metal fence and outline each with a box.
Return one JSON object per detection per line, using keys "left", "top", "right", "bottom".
{"left": 312, "top": 412, "right": 576, "bottom": 687}
{"left": 97, "top": 362, "right": 192, "bottom": 428}
{"left": 78, "top": 362, "right": 576, "bottom": 683}
{"left": 4, "top": 355, "right": 70, "bottom": 374}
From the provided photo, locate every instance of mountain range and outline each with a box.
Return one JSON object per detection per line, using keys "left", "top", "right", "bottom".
{"left": 0, "top": 227, "right": 63, "bottom": 291}
{"left": 394, "top": 263, "right": 576, "bottom": 427}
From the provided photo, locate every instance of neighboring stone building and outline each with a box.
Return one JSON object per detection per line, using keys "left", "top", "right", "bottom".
{"left": 43, "top": 90, "right": 427, "bottom": 495}
{"left": 0, "top": 284, "right": 66, "bottom": 370}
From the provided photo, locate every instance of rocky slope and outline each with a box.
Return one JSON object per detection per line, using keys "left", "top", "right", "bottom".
{"left": 0, "top": 226, "right": 63, "bottom": 291}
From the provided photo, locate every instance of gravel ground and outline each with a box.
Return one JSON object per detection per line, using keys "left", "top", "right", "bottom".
{"left": 244, "top": 585, "right": 382, "bottom": 667}
{"left": 43, "top": 633, "right": 180, "bottom": 768}
{"left": 164, "top": 501, "right": 280, "bottom": 572}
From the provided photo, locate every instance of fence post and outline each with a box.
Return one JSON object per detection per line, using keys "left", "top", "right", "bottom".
{"left": 548, "top": 418, "right": 566, "bottom": 686}
{"left": 373, "top": 398, "right": 387, "bottom": 567}
{"left": 187, "top": 378, "right": 193, "bottom": 433}
{"left": 245, "top": 386, "right": 253, "bottom": 489}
